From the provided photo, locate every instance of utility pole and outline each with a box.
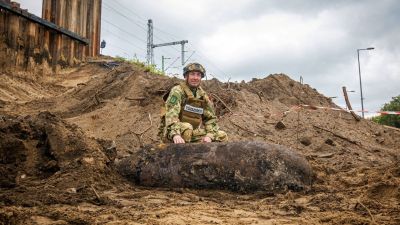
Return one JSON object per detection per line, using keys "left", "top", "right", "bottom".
{"left": 146, "top": 19, "right": 153, "bottom": 65}
{"left": 357, "top": 47, "right": 374, "bottom": 118}
{"left": 153, "top": 40, "right": 188, "bottom": 66}
{"left": 146, "top": 19, "right": 188, "bottom": 66}
{"left": 181, "top": 42, "right": 186, "bottom": 65}
{"left": 162, "top": 55, "right": 171, "bottom": 73}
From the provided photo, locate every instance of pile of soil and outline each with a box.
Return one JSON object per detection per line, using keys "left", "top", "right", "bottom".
{"left": 0, "top": 58, "right": 399, "bottom": 224}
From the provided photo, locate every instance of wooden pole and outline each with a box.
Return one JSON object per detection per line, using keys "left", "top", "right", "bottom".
{"left": 342, "top": 86, "right": 361, "bottom": 121}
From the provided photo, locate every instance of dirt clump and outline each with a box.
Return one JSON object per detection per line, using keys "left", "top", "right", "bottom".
{"left": 0, "top": 112, "right": 123, "bottom": 209}
{"left": 0, "top": 59, "right": 399, "bottom": 224}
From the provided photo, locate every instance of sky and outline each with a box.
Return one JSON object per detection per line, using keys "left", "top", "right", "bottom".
{"left": 15, "top": 0, "right": 400, "bottom": 116}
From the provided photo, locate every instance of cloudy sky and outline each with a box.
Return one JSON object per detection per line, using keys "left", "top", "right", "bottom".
{"left": 16, "top": 0, "right": 400, "bottom": 115}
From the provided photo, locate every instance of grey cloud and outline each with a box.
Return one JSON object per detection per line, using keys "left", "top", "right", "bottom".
{"left": 14, "top": 0, "right": 400, "bottom": 113}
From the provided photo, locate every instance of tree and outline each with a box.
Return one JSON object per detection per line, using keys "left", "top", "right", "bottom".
{"left": 372, "top": 95, "right": 400, "bottom": 128}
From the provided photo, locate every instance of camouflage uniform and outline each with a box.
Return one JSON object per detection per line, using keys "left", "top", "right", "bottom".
{"left": 161, "top": 82, "right": 227, "bottom": 143}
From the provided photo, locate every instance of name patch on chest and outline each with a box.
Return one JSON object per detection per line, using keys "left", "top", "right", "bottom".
{"left": 184, "top": 104, "right": 204, "bottom": 115}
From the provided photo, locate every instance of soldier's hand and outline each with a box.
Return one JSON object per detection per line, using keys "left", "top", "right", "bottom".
{"left": 202, "top": 136, "right": 212, "bottom": 143}
{"left": 173, "top": 135, "right": 185, "bottom": 144}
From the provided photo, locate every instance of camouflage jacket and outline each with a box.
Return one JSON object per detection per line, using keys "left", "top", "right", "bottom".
{"left": 164, "top": 83, "right": 220, "bottom": 140}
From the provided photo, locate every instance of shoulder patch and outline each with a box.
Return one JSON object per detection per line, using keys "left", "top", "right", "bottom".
{"left": 169, "top": 95, "right": 178, "bottom": 104}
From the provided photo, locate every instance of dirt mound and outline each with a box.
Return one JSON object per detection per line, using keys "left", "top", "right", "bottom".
{"left": 1, "top": 59, "right": 399, "bottom": 224}
{"left": 0, "top": 112, "right": 121, "bottom": 209}
{"left": 0, "top": 72, "right": 67, "bottom": 103}
{"left": 247, "top": 74, "right": 335, "bottom": 107}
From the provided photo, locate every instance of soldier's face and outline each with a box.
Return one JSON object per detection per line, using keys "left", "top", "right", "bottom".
{"left": 186, "top": 71, "right": 202, "bottom": 88}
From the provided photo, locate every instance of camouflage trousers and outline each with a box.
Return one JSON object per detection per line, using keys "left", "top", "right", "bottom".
{"left": 168, "top": 122, "right": 228, "bottom": 143}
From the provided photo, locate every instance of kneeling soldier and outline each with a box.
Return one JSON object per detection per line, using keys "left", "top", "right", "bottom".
{"left": 159, "top": 62, "right": 227, "bottom": 144}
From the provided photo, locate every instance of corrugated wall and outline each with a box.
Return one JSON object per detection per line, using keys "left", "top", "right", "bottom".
{"left": 42, "top": 0, "right": 102, "bottom": 60}
{"left": 0, "top": 0, "right": 101, "bottom": 73}
{"left": 0, "top": 1, "right": 50, "bottom": 73}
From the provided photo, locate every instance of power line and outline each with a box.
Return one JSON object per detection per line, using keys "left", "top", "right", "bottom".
{"left": 183, "top": 51, "right": 196, "bottom": 64}
{"left": 153, "top": 28, "right": 181, "bottom": 53}
{"left": 101, "top": 1, "right": 229, "bottom": 81}
{"left": 165, "top": 57, "right": 180, "bottom": 71}
{"left": 103, "top": 1, "right": 182, "bottom": 59}
{"left": 104, "top": 0, "right": 146, "bottom": 21}
{"left": 106, "top": 44, "right": 132, "bottom": 58}
{"left": 154, "top": 26, "right": 182, "bottom": 41}
{"left": 152, "top": 28, "right": 230, "bottom": 80}
{"left": 152, "top": 27, "right": 230, "bottom": 81}
{"left": 103, "top": 0, "right": 181, "bottom": 46}
{"left": 102, "top": 3, "right": 147, "bottom": 32}
{"left": 104, "top": 0, "right": 181, "bottom": 54}
{"left": 102, "top": 28, "right": 146, "bottom": 52}
{"left": 102, "top": 12, "right": 177, "bottom": 60}
{"left": 152, "top": 24, "right": 186, "bottom": 55}
{"left": 106, "top": 46, "right": 146, "bottom": 61}
{"left": 187, "top": 43, "right": 230, "bottom": 81}
{"left": 102, "top": 18, "right": 147, "bottom": 43}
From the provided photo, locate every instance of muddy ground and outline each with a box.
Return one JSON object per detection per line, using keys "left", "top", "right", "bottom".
{"left": 0, "top": 59, "right": 399, "bottom": 224}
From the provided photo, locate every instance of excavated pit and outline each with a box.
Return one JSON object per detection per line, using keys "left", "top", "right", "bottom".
{"left": 0, "top": 60, "right": 399, "bottom": 224}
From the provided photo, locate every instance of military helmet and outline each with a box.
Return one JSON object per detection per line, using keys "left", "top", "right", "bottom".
{"left": 183, "top": 62, "right": 206, "bottom": 78}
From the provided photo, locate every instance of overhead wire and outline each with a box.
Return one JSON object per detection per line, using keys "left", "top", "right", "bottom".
{"left": 102, "top": 27, "right": 146, "bottom": 52}
{"left": 153, "top": 25, "right": 230, "bottom": 81}
{"left": 102, "top": 1, "right": 184, "bottom": 67}
{"left": 165, "top": 57, "right": 181, "bottom": 71}
{"left": 183, "top": 51, "right": 196, "bottom": 64}
{"left": 154, "top": 26, "right": 182, "bottom": 41}
{"left": 105, "top": 0, "right": 147, "bottom": 21}
{"left": 103, "top": 1, "right": 178, "bottom": 57}
{"left": 102, "top": 2, "right": 159, "bottom": 56}
{"left": 154, "top": 23, "right": 230, "bottom": 80}
{"left": 104, "top": 7, "right": 176, "bottom": 60}
{"left": 153, "top": 27, "right": 198, "bottom": 65}
{"left": 185, "top": 40, "right": 231, "bottom": 81}
{"left": 104, "top": 0, "right": 180, "bottom": 58}
{"left": 106, "top": 44, "right": 132, "bottom": 58}
{"left": 102, "top": 2, "right": 148, "bottom": 32}
{"left": 152, "top": 30, "right": 182, "bottom": 53}
{"left": 151, "top": 27, "right": 185, "bottom": 68}
{"left": 101, "top": 0, "right": 229, "bottom": 81}
{"left": 102, "top": 18, "right": 147, "bottom": 43}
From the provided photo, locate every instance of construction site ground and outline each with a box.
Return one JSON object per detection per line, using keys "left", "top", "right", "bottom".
{"left": 0, "top": 59, "right": 399, "bottom": 225}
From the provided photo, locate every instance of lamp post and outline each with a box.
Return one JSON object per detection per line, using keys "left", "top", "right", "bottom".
{"left": 357, "top": 47, "right": 374, "bottom": 118}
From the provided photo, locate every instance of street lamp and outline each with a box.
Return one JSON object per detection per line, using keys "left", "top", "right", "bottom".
{"left": 357, "top": 47, "right": 374, "bottom": 118}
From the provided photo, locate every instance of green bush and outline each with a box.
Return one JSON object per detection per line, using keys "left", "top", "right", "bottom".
{"left": 371, "top": 95, "right": 400, "bottom": 128}
{"left": 114, "top": 56, "right": 165, "bottom": 76}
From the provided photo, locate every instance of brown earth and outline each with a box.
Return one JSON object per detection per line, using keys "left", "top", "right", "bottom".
{"left": 0, "top": 58, "right": 399, "bottom": 224}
